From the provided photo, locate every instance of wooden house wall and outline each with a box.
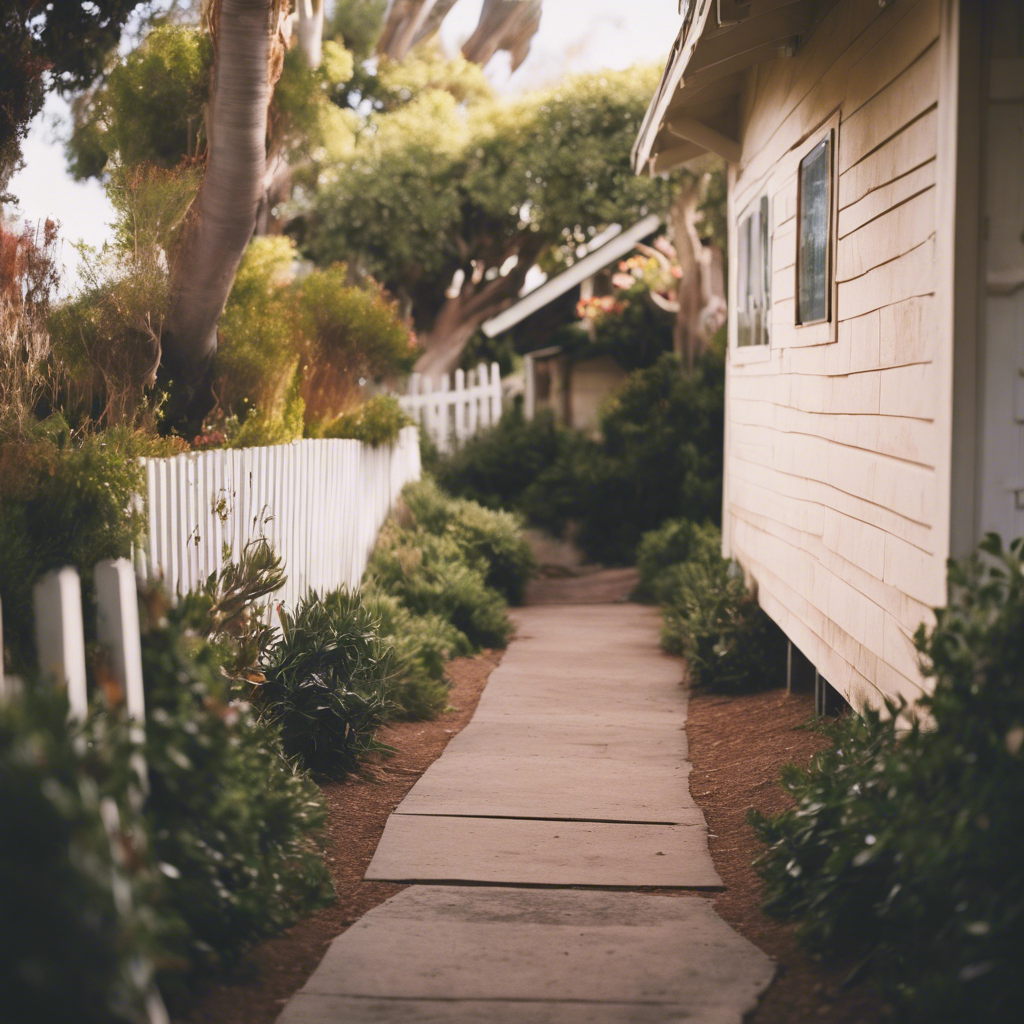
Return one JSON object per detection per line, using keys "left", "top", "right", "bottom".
{"left": 723, "top": 0, "right": 951, "bottom": 709}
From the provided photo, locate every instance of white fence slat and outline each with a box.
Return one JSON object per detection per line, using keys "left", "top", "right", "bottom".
{"left": 0, "top": 593, "right": 5, "bottom": 698}
{"left": 475, "top": 363, "right": 488, "bottom": 430}
{"left": 94, "top": 559, "right": 145, "bottom": 724}
{"left": 453, "top": 369, "right": 466, "bottom": 445}
{"left": 33, "top": 568, "right": 88, "bottom": 719}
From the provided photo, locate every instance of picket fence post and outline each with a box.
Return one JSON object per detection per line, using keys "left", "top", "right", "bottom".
{"left": 95, "top": 559, "right": 146, "bottom": 724}
{"left": 33, "top": 568, "right": 89, "bottom": 720}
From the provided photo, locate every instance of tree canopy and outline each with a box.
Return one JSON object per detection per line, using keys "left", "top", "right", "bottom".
{"left": 306, "top": 64, "right": 676, "bottom": 374}
{"left": 0, "top": 0, "right": 152, "bottom": 196}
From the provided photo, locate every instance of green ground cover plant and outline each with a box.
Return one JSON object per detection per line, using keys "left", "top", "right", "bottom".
{"left": 256, "top": 588, "right": 395, "bottom": 776}
{"left": 636, "top": 520, "right": 786, "bottom": 691}
{"left": 749, "top": 534, "right": 1024, "bottom": 1022}
{"left": 139, "top": 593, "right": 333, "bottom": 983}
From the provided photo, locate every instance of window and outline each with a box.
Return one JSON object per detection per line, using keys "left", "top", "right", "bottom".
{"left": 737, "top": 194, "right": 771, "bottom": 347}
{"left": 797, "top": 133, "right": 833, "bottom": 325}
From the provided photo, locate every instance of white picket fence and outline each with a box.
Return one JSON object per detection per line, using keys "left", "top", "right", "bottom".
{"left": 397, "top": 362, "right": 502, "bottom": 453}
{"left": 0, "top": 428, "right": 420, "bottom": 698}
{"left": 135, "top": 425, "right": 421, "bottom": 608}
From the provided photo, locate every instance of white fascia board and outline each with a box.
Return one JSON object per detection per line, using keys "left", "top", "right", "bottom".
{"left": 482, "top": 213, "right": 663, "bottom": 338}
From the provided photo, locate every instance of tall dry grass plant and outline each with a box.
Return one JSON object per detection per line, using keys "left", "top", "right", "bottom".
{"left": 0, "top": 219, "right": 63, "bottom": 438}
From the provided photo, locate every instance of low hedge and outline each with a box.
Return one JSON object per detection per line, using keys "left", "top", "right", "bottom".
{"left": 0, "top": 588, "right": 335, "bottom": 1022}
{"left": 749, "top": 534, "right": 1024, "bottom": 1022}
{"left": 140, "top": 595, "right": 333, "bottom": 982}
{"left": 402, "top": 477, "right": 535, "bottom": 605}
{"left": 318, "top": 394, "right": 411, "bottom": 446}
{"left": 636, "top": 519, "right": 786, "bottom": 691}
{"left": 360, "top": 477, "right": 531, "bottom": 717}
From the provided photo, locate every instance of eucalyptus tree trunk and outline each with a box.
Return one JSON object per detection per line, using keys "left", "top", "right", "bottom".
{"left": 669, "top": 179, "right": 725, "bottom": 370}
{"left": 461, "top": 0, "right": 541, "bottom": 71}
{"left": 295, "top": 0, "right": 324, "bottom": 66}
{"left": 379, "top": 0, "right": 541, "bottom": 69}
{"left": 161, "top": 0, "right": 283, "bottom": 382}
{"left": 413, "top": 236, "right": 545, "bottom": 378}
{"left": 378, "top": 0, "right": 460, "bottom": 60}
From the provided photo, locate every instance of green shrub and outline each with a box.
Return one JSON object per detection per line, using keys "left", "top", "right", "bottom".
{"left": 214, "top": 237, "right": 305, "bottom": 447}
{"left": 0, "top": 424, "right": 180, "bottom": 674}
{"left": 139, "top": 593, "right": 333, "bottom": 982}
{"left": 297, "top": 265, "right": 416, "bottom": 428}
{"left": 652, "top": 523, "right": 785, "bottom": 691}
{"left": 364, "top": 520, "right": 513, "bottom": 651}
{"left": 433, "top": 405, "right": 566, "bottom": 512}
{"left": 634, "top": 518, "right": 722, "bottom": 603}
{"left": 403, "top": 477, "right": 535, "bottom": 605}
{"left": 0, "top": 685, "right": 163, "bottom": 1024}
{"left": 254, "top": 588, "right": 395, "bottom": 776}
{"left": 319, "top": 394, "right": 411, "bottom": 446}
{"left": 434, "top": 348, "right": 724, "bottom": 565}
{"left": 578, "top": 348, "right": 724, "bottom": 563}
{"left": 749, "top": 534, "right": 1024, "bottom": 1022}
{"left": 361, "top": 590, "right": 460, "bottom": 719}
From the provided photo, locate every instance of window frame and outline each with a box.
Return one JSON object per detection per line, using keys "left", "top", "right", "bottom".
{"left": 793, "top": 111, "right": 841, "bottom": 345}
{"left": 733, "top": 191, "right": 773, "bottom": 359}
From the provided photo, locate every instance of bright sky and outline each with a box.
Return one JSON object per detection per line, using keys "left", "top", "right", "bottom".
{"left": 6, "top": 0, "right": 681, "bottom": 284}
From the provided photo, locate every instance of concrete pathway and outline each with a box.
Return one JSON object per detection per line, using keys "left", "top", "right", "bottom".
{"left": 277, "top": 604, "right": 774, "bottom": 1024}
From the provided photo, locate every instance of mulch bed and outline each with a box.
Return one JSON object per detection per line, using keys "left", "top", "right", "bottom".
{"left": 687, "top": 686, "right": 890, "bottom": 1023}
{"left": 172, "top": 598, "right": 892, "bottom": 1024}
{"left": 171, "top": 648, "right": 503, "bottom": 1024}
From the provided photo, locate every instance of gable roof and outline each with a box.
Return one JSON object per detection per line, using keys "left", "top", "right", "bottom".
{"left": 633, "top": 0, "right": 820, "bottom": 175}
{"left": 481, "top": 213, "right": 663, "bottom": 338}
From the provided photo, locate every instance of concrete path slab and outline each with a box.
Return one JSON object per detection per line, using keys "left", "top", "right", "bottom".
{"left": 474, "top": 665, "right": 684, "bottom": 706}
{"left": 280, "top": 887, "right": 773, "bottom": 1023}
{"left": 365, "top": 814, "right": 722, "bottom": 888}
{"left": 394, "top": 753, "right": 696, "bottom": 823}
{"left": 279, "top": 995, "right": 731, "bottom": 1024}
{"left": 442, "top": 718, "right": 689, "bottom": 762}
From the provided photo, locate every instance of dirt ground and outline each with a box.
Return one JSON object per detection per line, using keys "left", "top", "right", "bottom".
{"left": 688, "top": 686, "right": 890, "bottom": 1023}
{"left": 171, "top": 648, "right": 502, "bottom": 1024}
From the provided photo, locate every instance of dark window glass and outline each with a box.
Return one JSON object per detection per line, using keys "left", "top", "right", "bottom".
{"left": 797, "top": 135, "right": 831, "bottom": 324}
{"left": 760, "top": 194, "right": 771, "bottom": 344}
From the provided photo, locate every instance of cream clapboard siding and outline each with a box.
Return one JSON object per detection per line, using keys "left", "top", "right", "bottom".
{"left": 723, "top": 0, "right": 948, "bottom": 710}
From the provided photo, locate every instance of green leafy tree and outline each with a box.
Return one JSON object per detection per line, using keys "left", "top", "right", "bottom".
{"left": 307, "top": 65, "right": 675, "bottom": 376}
{"left": 0, "top": 0, "right": 150, "bottom": 197}
{"left": 66, "top": 24, "right": 213, "bottom": 181}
